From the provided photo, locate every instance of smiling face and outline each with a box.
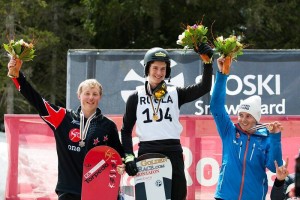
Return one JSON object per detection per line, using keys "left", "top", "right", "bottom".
{"left": 238, "top": 112, "right": 257, "bottom": 133}
{"left": 77, "top": 79, "right": 102, "bottom": 118}
{"left": 148, "top": 61, "right": 167, "bottom": 89}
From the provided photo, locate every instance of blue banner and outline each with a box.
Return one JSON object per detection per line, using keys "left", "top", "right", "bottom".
{"left": 67, "top": 49, "right": 300, "bottom": 115}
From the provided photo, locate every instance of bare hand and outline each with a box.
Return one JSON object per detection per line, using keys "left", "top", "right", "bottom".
{"left": 217, "top": 57, "right": 225, "bottom": 72}
{"left": 8, "top": 57, "right": 22, "bottom": 70}
{"left": 267, "top": 121, "right": 283, "bottom": 133}
{"left": 117, "top": 164, "right": 125, "bottom": 175}
{"left": 7, "top": 57, "right": 23, "bottom": 78}
{"left": 274, "top": 158, "right": 289, "bottom": 181}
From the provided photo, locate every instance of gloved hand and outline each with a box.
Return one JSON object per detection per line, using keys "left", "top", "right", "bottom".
{"left": 194, "top": 43, "right": 214, "bottom": 64}
{"left": 124, "top": 154, "right": 138, "bottom": 176}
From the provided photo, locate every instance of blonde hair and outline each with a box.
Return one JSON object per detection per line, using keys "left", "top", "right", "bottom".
{"left": 77, "top": 79, "right": 103, "bottom": 96}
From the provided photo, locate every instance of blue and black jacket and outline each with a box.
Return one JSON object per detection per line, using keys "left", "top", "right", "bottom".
{"left": 210, "top": 71, "right": 283, "bottom": 200}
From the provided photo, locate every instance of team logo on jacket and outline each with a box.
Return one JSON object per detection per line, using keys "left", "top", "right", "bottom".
{"left": 69, "top": 128, "right": 81, "bottom": 142}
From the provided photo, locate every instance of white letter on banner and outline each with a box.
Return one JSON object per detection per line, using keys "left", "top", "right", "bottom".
{"left": 277, "top": 99, "right": 285, "bottom": 114}
{"left": 183, "top": 146, "right": 193, "bottom": 186}
{"left": 226, "top": 75, "right": 242, "bottom": 95}
{"left": 243, "top": 75, "right": 256, "bottom": 95}
{"left": 258, "top": 75, "right": 274, "bottom": 95}
{"left": 276, "top": 74, "right": 280, "bottom": 95}
{"left": 195, "top": 100, "right": 204, "bottom": 115}
{"left": 196, "top": 157, "right": 219, "bottom": 186}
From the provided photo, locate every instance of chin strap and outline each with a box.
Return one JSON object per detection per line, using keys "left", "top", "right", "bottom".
{"left": 145, "top": 81, "right": 152, "bottom": 96}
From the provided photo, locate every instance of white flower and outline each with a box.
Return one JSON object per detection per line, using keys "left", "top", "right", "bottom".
{"left": 216, "top": 36, "right": 224, "bottom": 42}
{"left": 178, "top": 32, "right": 185, "bottom": 40}
{"left": 176, "top": 32, "right": 185, "bottom": 45}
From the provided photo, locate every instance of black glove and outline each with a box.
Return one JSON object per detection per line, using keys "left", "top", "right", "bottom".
{"left": 124, "top": 154, "right": 138, "bottom": 176}
{"left": 194, "top": 43, "right": 214, "bottom": 59}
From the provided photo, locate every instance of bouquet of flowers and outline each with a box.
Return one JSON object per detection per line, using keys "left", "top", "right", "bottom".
{"left": 176, "top": 23, "right": 211, "bottom": 63}
{"left": 3, "top": 39, "right": 35, "bottom": 78}
{"left": 213, "top": 35, "right": 245, "bottom": 74}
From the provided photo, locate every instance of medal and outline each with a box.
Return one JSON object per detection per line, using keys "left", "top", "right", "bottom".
{"left": 153, "top": 114, "right": 159, "bottom": 121}
{"left": 79, "top": 140, "right": 85, "bottom": 147}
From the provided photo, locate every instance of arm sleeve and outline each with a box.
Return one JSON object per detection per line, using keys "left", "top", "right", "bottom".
{"left": 12, "top": 72, "right": 52, "bottom": 115}
{"left": 270, "top": 178, "right": 286, "bottom": 200}
{"left": 177, "top": 63, "right": 213, "bottom": 107}
{"left": 11, "top": 72, "right": 65, "bottom": 130}
{"left": 210, "top": 71, "right": 235, "bottom": 138}
{"left": 120, "top": 92, "right": 138, "bottom": 154}
{"left": 266, "top": 133, "right": 283, "bottom": 172}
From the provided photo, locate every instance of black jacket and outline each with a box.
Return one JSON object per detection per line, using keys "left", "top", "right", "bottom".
{"left": 12, "top": 73, "right": 124, "bottom": 195}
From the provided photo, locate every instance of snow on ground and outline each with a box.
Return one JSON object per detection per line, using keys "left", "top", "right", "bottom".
{"left": 0, "top": 131, "right": 58, "bottom": 200}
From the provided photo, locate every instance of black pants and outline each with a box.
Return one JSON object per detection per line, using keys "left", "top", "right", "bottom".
{"left": 58, "top": 193, "right": 81, "bottom": 200}
{"left": 58, "top": 192, "right": 121, "bottom": 200}
{"left": 138, "top": 150, "right": 187, "bottom": 200}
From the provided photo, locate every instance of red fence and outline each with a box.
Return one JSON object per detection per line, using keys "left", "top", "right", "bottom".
{"left": 4, "top": 114, "right": 300, "bottom": 200}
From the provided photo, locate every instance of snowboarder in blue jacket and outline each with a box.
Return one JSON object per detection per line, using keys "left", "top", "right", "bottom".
{"left": 211, "top": 56, "right": 283, "bottom": 200}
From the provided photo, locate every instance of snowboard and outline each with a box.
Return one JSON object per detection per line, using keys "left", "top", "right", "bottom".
{"left": 134, "top": 153, "right": 172, "bottom": 200}
{"left": 82, "top": 145, "right": 122, "bottom": 200}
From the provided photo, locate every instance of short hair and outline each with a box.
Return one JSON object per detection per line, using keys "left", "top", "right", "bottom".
{"left": 77, "top": 79, "right": 103, "bottom": 96}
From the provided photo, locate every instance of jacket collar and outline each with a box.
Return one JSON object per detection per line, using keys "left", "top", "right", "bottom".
{"left": 76, "top": 106, "right": 102, "bottom": 118}
{"left": 235, "top": 123, "right": 268, "bottom": 137}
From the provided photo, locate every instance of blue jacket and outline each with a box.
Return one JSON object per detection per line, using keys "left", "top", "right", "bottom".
{"left": 210, "top": 72, "right": 283, "bottom": 200}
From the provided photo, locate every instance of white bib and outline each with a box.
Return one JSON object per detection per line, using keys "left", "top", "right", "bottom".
{"left": 136, "top": 86, "right": 183, "bottom": 141}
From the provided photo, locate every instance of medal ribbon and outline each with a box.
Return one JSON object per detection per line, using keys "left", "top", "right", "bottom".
{"left": 79, "top": 111, "right": 96, "bottom": 142}
{"left": 149, "top": 96, "right": 161, "bottom": 120}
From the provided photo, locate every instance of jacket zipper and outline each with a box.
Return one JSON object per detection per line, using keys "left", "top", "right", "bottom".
{"left": 238, "top": 134, "right": 250, "bottom": 200}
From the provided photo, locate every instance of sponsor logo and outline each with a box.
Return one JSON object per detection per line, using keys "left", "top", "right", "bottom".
{"left": 136, "top": 169, "right": 160, "bottom": 177}
{"left": 155, "top": 180, "right": 162, "bottom": 187}
{"left": 69, "top": 128, "right": 80, "bottom": 142}
{"left": 155, "top": 52, "right": 166, "bottom": 57}
{"left": 138, "top": 164, "right": 165, "bottom": 172}
{"left": 68, "top": 145, "right": 81, "bottom": 152}
{"left": 105, "top": 149, "right": 116, "bottom": 161}
{"left": 84, "top": 160, "right": 108, "bottom": 183}
{"left": 239, "top": 104, "right": 250, "bottom": 110}
{"left": 140, "top": 158, "right": 168, "bottom": 166}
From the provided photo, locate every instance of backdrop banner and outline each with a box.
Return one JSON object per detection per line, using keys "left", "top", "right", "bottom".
{"left": 4, "top": 114, "right": 300, "bottom": 200}
{"left": 67, "top": 49, "right": 300, "bottom": 115}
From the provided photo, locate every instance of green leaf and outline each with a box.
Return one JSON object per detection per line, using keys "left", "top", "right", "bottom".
{"left": 213, "top": 35, "right": 245, "bottom": 58}
{"left": 3, "top": 44, "right": 13, "bottom": 54}
{"left": 177, "top": 24, "right": 209, "bottom": 49}
{"left": 13, "top": 43, "right": 22, "bottom": 55}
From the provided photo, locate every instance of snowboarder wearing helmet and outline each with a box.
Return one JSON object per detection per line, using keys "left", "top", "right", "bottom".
{"left": 121, "top": 43, "right": 214, "bottom": 200}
